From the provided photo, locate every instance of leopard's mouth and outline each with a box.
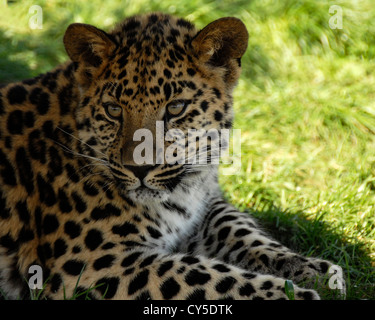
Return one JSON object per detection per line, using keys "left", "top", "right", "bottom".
{"left": 113, "top": 176, "right": 171, "bottom": 202}
{"left": 110, "top": 163, "right": 187, "bottom": 198}
{"left": 126, "top": 186, "right": 170, "bottom": 202}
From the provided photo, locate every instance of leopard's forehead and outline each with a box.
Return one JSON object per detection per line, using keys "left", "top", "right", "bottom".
{"left": 110, "top": 12, "right": 197, "bottom": 53}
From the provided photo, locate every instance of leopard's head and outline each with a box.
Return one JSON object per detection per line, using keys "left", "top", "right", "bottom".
{"left": 63, "top": 13, "right": 248, "bottom": 202}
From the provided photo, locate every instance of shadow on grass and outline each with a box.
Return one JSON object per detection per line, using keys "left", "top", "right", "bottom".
{"left": 244, "top": 205, "right": 375, "bottom": 300}
{"left": 0, "top": 24, "right": 68, "bottom": 84}
{"left": 0, "top": 32, "right": 35, "bottom": 84}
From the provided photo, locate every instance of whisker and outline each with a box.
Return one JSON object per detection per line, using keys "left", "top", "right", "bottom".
{"left": 75, "top": 163, "right": 110, "bottom": 175}
{"left": 80, "top": 171, "right": 110, "bottom": 182}
{"left": 56, "top": 126, "right": 106, "bottom": 157}
{"left": 102, "top": 181, "right": 115, "bottom": 193}
{"left": 53, "top": 139, "right": 108, "bottom": 164}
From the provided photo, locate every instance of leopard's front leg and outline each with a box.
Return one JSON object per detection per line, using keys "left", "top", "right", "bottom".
{"left": 180, "top": 198, "right": 345, "bottom": 294}
{"left": 45, "top": 249, "right": 320, "bottom": 300}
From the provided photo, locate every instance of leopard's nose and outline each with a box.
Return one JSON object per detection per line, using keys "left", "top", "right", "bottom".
{"left": 123, "top": 165, "right": 154, "bottom": 181}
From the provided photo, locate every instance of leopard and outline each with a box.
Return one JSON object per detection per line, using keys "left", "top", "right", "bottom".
{"left": 0, "top": 12, "right": 345, "bottom": 300}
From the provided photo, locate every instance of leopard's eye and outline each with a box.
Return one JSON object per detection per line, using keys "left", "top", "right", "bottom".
{"left": 166, "top": 100, "right": 188, "bottom": 118}
{"left": 104, "top": 103, "right": 122, "bottom": 119}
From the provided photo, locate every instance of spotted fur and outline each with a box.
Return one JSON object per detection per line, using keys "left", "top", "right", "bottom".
{"left": 0, "top": 13, "right": 344, "bottom": 300}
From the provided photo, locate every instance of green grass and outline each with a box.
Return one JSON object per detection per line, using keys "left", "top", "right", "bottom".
{"left": 1, "top": 0, "right": 374, "bottom": 300}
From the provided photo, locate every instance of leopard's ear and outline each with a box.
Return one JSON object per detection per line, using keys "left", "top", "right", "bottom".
{"left": 63, "top": 23, "right": 117, "bottom": 86}
{"left": 191, "top": 17, "right": 248, "bottom": 88}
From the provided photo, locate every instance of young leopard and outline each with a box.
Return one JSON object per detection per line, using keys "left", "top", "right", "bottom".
{"left": 0, "top": 12, "right": 344, "bottom": 300}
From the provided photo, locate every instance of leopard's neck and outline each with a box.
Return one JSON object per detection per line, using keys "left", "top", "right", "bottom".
{"left": 141, "top": 168, "right": 221, "bottom": 251}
